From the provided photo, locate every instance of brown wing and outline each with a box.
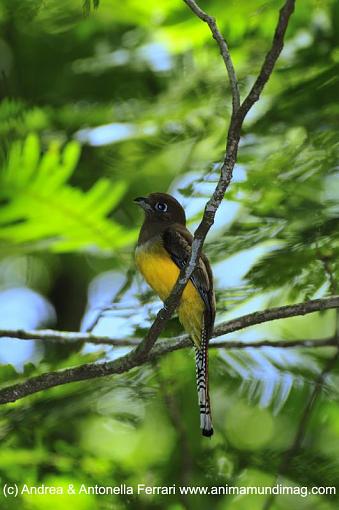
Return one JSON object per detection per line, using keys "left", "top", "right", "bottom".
{"left": 162, "top": 223, "right": 215, "bottom": 339}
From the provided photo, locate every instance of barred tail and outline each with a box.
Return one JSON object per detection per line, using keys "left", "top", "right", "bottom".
{"left": 195, "top": 330, "right": 213, "bottom": 437}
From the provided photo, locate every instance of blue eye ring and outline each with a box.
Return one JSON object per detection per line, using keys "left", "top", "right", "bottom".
{"left": 155, "top": 202, "right": 168, "bottom": 212}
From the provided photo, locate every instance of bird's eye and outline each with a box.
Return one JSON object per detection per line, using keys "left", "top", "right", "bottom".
{"left": 155, "top": 202, "right": 168, "bottom": 212}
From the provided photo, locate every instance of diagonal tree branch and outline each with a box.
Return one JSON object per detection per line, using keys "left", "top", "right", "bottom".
{"left": 238, "top": 0, "right": 295, "bottom": 122}
{"left": 132, "top": 0, "right": 296, "bottom": 363}
{"left": 0, "top": 295, "right": 338, "bottom": 405}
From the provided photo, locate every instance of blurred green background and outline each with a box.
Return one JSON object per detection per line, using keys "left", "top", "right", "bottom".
{"left": 0, "top": 0, "right": 338, "bottom": 508}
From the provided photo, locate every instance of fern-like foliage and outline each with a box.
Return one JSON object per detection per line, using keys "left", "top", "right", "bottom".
{"left": 217, "top": 347, "right": 334, "bottom": 414}
{"left": 0, "top": 134, "right": 134, "bottom": 255}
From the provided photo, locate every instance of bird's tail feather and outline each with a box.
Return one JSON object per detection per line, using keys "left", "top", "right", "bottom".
{"left": 195, "top": 330, "right": 213, "bottom": 437}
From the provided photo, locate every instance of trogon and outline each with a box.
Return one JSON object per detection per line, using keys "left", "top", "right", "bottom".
{"left": 134, "top": 192, "right": 215, "bottom": 437}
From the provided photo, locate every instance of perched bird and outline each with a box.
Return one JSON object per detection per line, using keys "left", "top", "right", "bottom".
{"left": 134, "top": 192, "right": 215, "bottom": 437}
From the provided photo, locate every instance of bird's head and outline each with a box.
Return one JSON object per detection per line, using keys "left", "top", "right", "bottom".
{"left": 134, "top": 192, "right": 186, "bottom": 226}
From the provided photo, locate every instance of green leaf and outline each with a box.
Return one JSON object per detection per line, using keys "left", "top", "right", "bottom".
{"left": 0, "top": 134, "right": 135, "bottom": 255}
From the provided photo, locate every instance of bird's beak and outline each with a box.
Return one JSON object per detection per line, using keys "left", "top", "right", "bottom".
{"left": 133, "top": 196, "right": 152, "bottom": 212}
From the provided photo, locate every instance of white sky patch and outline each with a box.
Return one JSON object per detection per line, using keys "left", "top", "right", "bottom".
{"left": 72, "top": 42, "right": 172, "bottom": 74}
{"left": 213, "top": 244, "right": 275, "bottom": 288}
{"left": 0, "top": 287, "right": 55, "bottom": 370}
{"left": 139, "top": 43, "right": 172, "bottom": 72}
{"left": 75, "top": 122, "right": 157, "bottom": 146}
{"left": 76, "top": 123, "right": 135, "bottom": 146}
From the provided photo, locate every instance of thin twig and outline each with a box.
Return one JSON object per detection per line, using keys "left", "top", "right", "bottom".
{"left": 1, "top": 295, "right": 337, "bottom": 348}
{"left": 0, "top": 330, "right": 337, "bottom": 351}
{"left": 0, "top": 329, "right": 140, "bottom": 346}
{"left": 183, "top": 0, "right": 240, "bottom": 112}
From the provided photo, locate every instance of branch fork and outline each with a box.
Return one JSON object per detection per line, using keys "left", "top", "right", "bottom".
{"left": 0, "top": 0, "right": 299, "bottom": 404}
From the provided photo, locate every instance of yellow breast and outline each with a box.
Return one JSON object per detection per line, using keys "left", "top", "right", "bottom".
{"left": 135, "top": 239, "right": 204, "bottom": 347}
